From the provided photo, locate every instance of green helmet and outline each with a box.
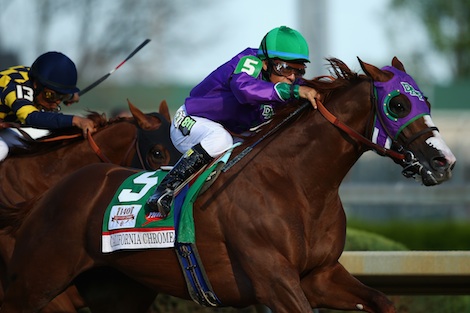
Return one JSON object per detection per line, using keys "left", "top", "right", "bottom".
{"left": 257, "top": 26, "right": 310, "bottom": 63}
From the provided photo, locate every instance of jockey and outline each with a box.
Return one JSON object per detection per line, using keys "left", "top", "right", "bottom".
{"left": 0, "top": 51, "right": 97, "bottom": 161}
{"left": 147, "top": 26, "right": 320, "bottom": 216}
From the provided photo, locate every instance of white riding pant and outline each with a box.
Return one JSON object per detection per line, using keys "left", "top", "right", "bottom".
{"left": 0, "top": 128, "right": 24, "bottom": 161}
{"left": 171, "top": 105, "right": 233, "bottom": 158}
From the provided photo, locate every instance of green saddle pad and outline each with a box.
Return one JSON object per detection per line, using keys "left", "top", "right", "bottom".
{"left": 101, "top": 144, "right": 238, "bottom": 253}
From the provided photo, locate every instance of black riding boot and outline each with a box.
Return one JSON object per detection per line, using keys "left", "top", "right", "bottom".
{"left": 147, "top": 143, "right": 213, "bottom": 216}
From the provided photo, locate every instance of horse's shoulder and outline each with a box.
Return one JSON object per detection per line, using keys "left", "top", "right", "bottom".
{"left": 72, "top": 163, "right": 139, "bottom": 182}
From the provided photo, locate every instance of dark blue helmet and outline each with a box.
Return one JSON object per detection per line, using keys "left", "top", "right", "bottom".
{"left": 29, "top": 51, "right": 80, "bottom": 94}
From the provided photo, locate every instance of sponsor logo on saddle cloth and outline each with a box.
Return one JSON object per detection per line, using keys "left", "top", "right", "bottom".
{"left": 101, "top": 147, "right": 236, "bottom": 253}
{"left": 102, "top": 170, "right": 176, "bottom": 253}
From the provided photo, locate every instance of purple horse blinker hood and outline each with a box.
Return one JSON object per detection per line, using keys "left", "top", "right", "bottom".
{"left": 372, "top": 66, "right": 430, "bottom": 149}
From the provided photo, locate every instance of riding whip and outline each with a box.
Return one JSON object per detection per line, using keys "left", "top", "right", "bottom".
{"left": 77, "top": 39, "right": 151, "bottom": 97}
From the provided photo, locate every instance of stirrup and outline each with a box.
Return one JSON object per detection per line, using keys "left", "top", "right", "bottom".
{"left": 148, "top": 189, "right": 174, "bottom": 217}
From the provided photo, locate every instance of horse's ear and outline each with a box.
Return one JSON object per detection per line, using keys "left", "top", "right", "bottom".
{"left": 158, "top": 100, "right": 172, "bottom": 124}
{"left": 391, "top": 56, "right": 406, "bottom": 72}
{"left": 357, "top": 57, "right": 393, "bottom": 82}
{"left": 127, "top": 99, "right": 162, "bottom": 130}
{"left": 358, "top": 57, "right": 376, "bottom": 77}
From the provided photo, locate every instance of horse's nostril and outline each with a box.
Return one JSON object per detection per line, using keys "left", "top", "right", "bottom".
{"left": 432, "top": 157, "right": 448, "bottom": 170}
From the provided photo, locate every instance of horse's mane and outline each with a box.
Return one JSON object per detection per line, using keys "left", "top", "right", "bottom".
{"left": 243, "top": 58, "right": 364, "bottom": 146}
{"left": 9, "top": 111, "right": 130, "bottom": 156}
{"left": 305, "top": 57, "right": 363, "bottom": 96}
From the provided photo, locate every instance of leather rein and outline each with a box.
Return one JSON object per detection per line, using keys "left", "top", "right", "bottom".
{"left": 316, "top": 79, "right": 439, "bottom": 179}
{"left": 315, "top": 98, "right": 406, "bottom": 161}
{"left": 224, "top": 79, "right": 424, "bottom": 172}
{"left": 36, "top": 130, "right": 140, "bottom": 167}
{"left": 2, "top": 120, "right": 154, "bottom": 171}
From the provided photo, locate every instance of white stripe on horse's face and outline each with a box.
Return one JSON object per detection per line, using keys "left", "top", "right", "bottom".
{"left": 423, "top": 115, "right": 456, "bottom": 165}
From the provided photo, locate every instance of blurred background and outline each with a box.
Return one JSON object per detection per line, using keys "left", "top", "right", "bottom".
{"left": 2, "top": 0, "right": 470, "bottom": 311}
{"left": 2, "top": 0, "right": 466, "bottom": 111}
{"left": 1, "top": 0, "right": 469, "bottom": 246}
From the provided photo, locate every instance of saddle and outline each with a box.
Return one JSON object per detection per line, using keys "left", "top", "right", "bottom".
{"left": 102, "top": 145, "right": 240, "bottom": 306}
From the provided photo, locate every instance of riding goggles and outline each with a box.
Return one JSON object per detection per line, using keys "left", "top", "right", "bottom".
{"left": 43, "top": 89, "right": 73, "bottom": 103}
{"left": 271, "top": 61, "right": 306, "bottom": 77}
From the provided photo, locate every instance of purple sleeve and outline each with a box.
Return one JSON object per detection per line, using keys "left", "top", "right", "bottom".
{"left": 184, "top": 48, "right": 290, "bottom": 132}
{"left": 229, "top": 72, "right": 284, "bottom": 105}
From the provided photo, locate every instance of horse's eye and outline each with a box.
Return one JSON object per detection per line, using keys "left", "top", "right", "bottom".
{"left": 146, "top": 146, "right": 170, "bottom": 170}
{"left": 391, "top": 101, "right": 405, "bottom": 114}
{"left": 152, "top": 150, "right": 163, "bottom": 158}
{"left": 388, "top": 97, "right": 410, "bottom": 118}
{"left": 383, "top": 91, "right": 411, "bottom": 120}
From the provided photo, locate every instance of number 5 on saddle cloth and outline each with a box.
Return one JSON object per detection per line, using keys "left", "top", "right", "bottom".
{"left": 102, "top": 144, "right": 240, "bottom": 306}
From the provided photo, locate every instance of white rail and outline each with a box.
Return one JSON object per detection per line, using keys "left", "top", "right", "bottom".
{"left": 339, "top": 251, "right": 470, "bottom": 295}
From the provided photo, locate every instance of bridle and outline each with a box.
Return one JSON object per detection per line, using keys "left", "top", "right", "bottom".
{"left": 315, "top": 98, "right": 406, "bottom": 161}
{"left": 86, "top": 132, "right": 138, "bottom": 166}
{"left": 224, "top": 78, "right": 435, "bottom": 180}
{"left": 37, "top": 128, "right": 142, "bottom": 168}
{"left": 315, "top": 77, "right": 438, "bottom": 179}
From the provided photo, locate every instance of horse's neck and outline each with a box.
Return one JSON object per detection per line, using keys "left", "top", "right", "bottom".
{"left": 207, "top": 83, "right": 372, "bottom": 214}
{"left": 0, "top": 122, "right": 138, "bottom": 206}
{"left": 278, "top": 100, "right": 371, "bottom": 193}
{"left": 92, "top": 122, "right": 137, "bottom": 164}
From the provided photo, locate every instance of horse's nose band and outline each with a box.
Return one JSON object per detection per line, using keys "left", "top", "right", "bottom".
{"left": 403, "top": 126, "right": 439, "bottom": 147}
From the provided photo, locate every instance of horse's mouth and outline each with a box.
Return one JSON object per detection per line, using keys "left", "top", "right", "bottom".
{"left": 420, "top": 168, "right": 448, "bottom": 186}
{"left": 401, "top": 153, "right": 455, "bottom": 186}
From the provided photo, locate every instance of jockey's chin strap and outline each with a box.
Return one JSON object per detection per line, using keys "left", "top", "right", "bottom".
{"left": 315, "top": 98, "right": 406, "bottom": 162}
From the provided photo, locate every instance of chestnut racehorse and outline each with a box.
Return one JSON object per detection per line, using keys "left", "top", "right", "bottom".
{"left": 0, "top": 58, "right": 456, "bottom": 313}
{"left": 0, "top": 100, "right": 181, "bottom": 207}
{"left": 0, "top": 100, "right": 181, "bottom": 313}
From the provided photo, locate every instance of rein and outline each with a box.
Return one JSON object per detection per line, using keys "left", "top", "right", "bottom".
{"left": 86, "top": 132, "right": 112, "bottom": 163}
{"left": 85, "top": 131, "right": 139, "bottom": 166}
{"left": 315, "top": 99, "right": 405, "bottom": 161}
{"left": 222, "top": 101, "right": 311, "bottom": 172}
{"left": 39, "top": 133, "right": 113, "bottom": 163}
{"left": 223, "top": 85, "right": 411, "bottom": 171}
{"left": 315, "top": 80, "right": 437, "bottom": 179}
{"left": 37, "top": 128, "right": 138, "bottom": 166}
{"left": 222, "top": 94, "right": 408, "bottom": 172}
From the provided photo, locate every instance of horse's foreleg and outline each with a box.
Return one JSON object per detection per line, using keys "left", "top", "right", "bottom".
{"left": 0, "top": 278, "right": 66, "bottom": 313}
{"left": 1, "top": 240, "right": 91, "bottom": 313}
{"left": 300, "top": 262, "right": 396, "bottom": 313}
{"left": 75, "top": 267, "right": 157, "bottom": 313}
{"left": 1, "top": 269, "right": 78, "bottom": 313}
{"left": 233, "top": 254, "right": 313, "bottom": 313}
{"left": 37, "top": 287, "right": 84, "bottom": 313}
